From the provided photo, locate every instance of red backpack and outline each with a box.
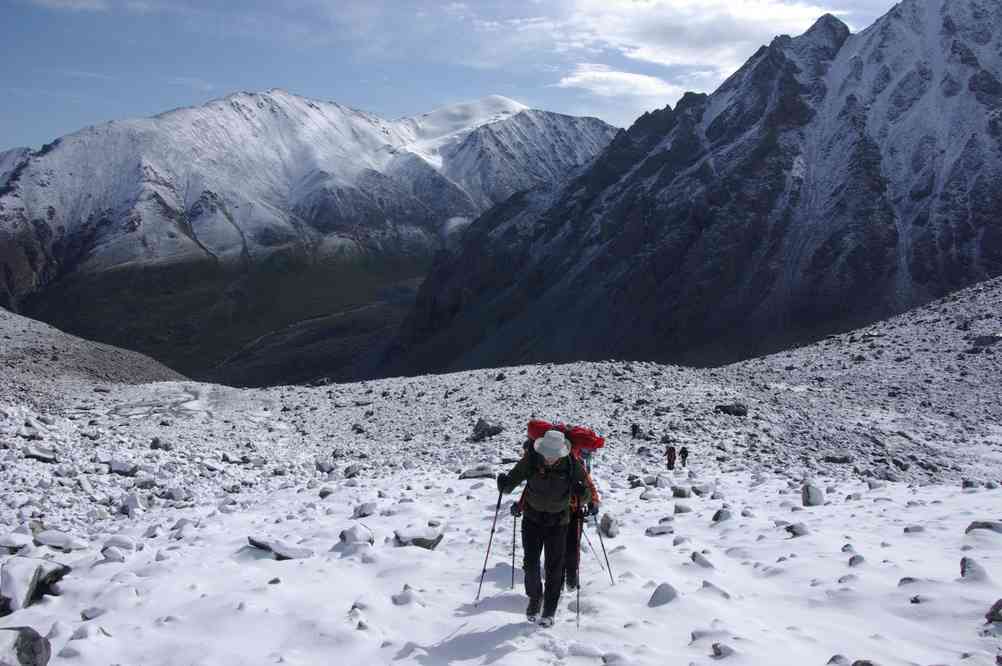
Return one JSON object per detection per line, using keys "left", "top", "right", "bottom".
{"left": 527, "top": 419, "right": 605, "bottom": 458}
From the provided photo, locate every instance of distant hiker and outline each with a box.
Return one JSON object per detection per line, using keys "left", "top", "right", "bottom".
{"left": 630, "top": 424, "right": 640, "bottom": 439}
{"left": 665, "top": 445, "right": 677, "bottom": 471}
{"left": 680, "top": 446, "right": 689, "bottom": 467}
{"left": 498, "top": 430, "right": 591, "bottom": 626}
{"left": 563, "top": 453, "right": 601, "bottom": 591}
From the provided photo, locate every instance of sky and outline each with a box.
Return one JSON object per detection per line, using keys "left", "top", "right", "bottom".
{"left": 1, "top": 0, "right": 897, "bottom": 150}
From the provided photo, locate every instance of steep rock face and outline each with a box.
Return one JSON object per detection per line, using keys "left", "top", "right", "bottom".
{"left": 0, "top": 92, "right": 616, "bottom": 383}
{"left": 389, "top": 0, "right": 1002, "bottom": 376}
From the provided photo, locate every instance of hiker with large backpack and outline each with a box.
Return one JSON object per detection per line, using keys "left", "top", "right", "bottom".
{"left": 497, "top": 429, "right": 591, "bottom": 627}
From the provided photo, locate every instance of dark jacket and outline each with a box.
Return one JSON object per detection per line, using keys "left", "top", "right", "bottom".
{"left": 501, "top": 449, "right": 591, "bottom": 526}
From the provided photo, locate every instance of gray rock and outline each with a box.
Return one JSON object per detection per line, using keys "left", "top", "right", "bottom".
{"left": 246, "top": 536, "right": 313, "bottom": 560}
{"left": 33, "top": 530, "right": 87, "bottom": 552}
{"left": 785, "top": 523, "right": 809, "bottom": 538}
{"left": 801, "top": 483, "right": 825, "bottom": 507}
{"left": 712, "top": 642, "right": 736, "bottom": 658}
{"left": 701, "top": 580, "right": 730, "bottom": 599}
{"left": 344, "top": 464, "right": 362, "bottom": 479}
{"left": 458, "top": 464, "right": 495, "bottom": 480}
{"left": 393, "top": 527, "right": 444, "bottom": 550}
{"left": 672, "top": 486, "right": 692, "bottom": 498}
{"left": 961, "top": 557, "right": 990, "bottom": 582}
{"left": 109, "top": 459, "right": 138, "bottom": 476}
{"left": 647, "top": 582, "right": 679, "bottom": 607}
{"left": 903, "top": 525, "right": 924, "bottom": 534}
{"left": 966, "top": 521, "right": 1002, "bottom": 535}
{"left": 339, "top": 525, "right": 374, "bottom": 546}
{"left": 711, "top": 509, "right": 732, "bottom": 523}
{"left": 0, "top": 533, "right": 33, "bottom": 555}
{"left": 645, "top": 525, "right": 673, "bottom": 537}
{"left": 714, "top": 404, "right": 748, "bottom": 417}
{"left": 80, "top": 606, "right": 105, "bottom": 621}
{"left": 318, "top": 487, "right": 334, "bottom": 499}
{"left": 823, "top": 452, "right": 853, "bottom": 464}
{"left": 470, "top": 418, "right": 504, "bottom": 442}
{"left": 0, "top": 626, "right": 51, "bottom": 666}
{"left": 849, "top": 554, "right": 865, "bottom": 567}
{"left": 986, "top": 599, "right": 1002, "bottom": 623}
{"left": 674, "top": 503, "right": 692, "bottom": 514}
{"left": 691, "top": 552, "right": 714, "bottom": 569}
{"left": 353, "top": 502, "right": 378, "bottom": 519}
{"left": 599, "top": 513, "right": 620, "bottom": 539}
{"left": 23, "top": 446, "right": 58, "bottom": 464}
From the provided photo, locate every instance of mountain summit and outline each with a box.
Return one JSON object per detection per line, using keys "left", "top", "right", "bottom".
{"left": 0, "top": 91, "right": 616, "bottom": 384}
{"left": 387, "top": 0, "right": 1002, "bottom": 375}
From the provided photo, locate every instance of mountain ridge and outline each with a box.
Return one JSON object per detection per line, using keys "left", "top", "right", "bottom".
{"left": 0, "top": 91, "right": 617, "bottom": 385}
{"left": 386, "top": 0, "right": 1002, "bottom": 377}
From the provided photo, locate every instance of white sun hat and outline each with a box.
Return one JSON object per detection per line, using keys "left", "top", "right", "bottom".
{"left": 533, "top": 430, "right": 570, "bottom": 460}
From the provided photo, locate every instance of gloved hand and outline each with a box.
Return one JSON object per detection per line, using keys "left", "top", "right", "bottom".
{"left": 496, "top": 473, "right": 508, "bottom": 493}
{"left": 586, "top": 502, "right": 600, "bottom": 517}
{"left": 510, "top": 502, "right": 522, "bottom": 517}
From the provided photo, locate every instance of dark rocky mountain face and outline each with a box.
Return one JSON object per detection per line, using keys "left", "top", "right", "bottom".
{"left": 0, "top": 93, "right": 616, "bottom": 386}
{"left": 385, "top": 0, "right": 1002, "bottom": 377}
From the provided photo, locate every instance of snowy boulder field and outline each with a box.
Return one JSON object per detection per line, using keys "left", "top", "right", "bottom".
{"left": 0, "top": 278, "right": 1001, "bottom": 664}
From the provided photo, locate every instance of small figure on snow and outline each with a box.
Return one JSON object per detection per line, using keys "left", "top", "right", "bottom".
{"left": 680, "top": 446, "right": 690, "bottom": 468}
{"left": 665, "top": 445, "right": 677, "bottom": 471}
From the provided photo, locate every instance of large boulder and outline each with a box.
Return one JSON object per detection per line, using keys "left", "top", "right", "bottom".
{"left": 0, "top": 626, "right": 51, "bottom": 666}
{"left": 0, "top": 557, "right": 71, "bottom": 617}
{"left": 32, "top": 531, "right": 87, "bottom": 553}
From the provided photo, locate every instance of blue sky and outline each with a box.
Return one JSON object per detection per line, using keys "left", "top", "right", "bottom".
{"left": 2, "top": 0, "right": 895, "bottom": 150}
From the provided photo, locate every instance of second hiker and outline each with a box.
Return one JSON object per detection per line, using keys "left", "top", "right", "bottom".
{"left": 497, "top": 429, "right": 591, "bottom": 626}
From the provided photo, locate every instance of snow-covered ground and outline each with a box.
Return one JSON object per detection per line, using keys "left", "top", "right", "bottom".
{"left": 1, "top": 278, "right": 1001, "bottom": 665}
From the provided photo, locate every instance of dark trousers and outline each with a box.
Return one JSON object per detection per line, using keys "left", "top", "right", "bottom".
{"left": 563, "top": 513, "right": 582, "bottom": 586}
{"left": 522, "top": 517, "right": 567, "bottom": 616}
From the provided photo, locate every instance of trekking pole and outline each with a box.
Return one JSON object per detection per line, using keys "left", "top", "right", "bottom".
{"left": 475, "top": 493, "right": 504, "bottom": 605}
{"left": 580, "top": 524, "right": 605, "bottom": 572}
{"left": 576, "top": 514, "right": 583, "bottom": 630}
{"left": 593, "top": 515, "right": 615, "bottom": 585}
{"left": 511, "top": 513, "right": 517, "bottom": 590}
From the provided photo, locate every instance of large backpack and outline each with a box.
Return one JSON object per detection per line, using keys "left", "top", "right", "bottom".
{"left": 527, "top": 419, "right": 605, "bottom": 458}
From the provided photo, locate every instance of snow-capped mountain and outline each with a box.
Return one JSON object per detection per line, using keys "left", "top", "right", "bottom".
{"left": 388, "top": 0, "right": 1002, "bottom": 376}
{"left": 0, "top": 91, "right": 616, "bottom": 383}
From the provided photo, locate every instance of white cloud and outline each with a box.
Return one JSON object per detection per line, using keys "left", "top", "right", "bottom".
{"left": 555, "top": 64, "right": 684, "bottom": 100}
{"left": 563, "top": 0, "right": 840, "bottom": 80}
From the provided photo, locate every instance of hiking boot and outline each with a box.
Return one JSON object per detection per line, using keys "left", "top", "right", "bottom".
{"left": 526, "top": 597, "right": 541, "bottom": 622}
{"left": 564, "top": 574, "right": 578, "bottom": 591}
{"left": 539, "top": 615, "right": 555, "bottom": 628}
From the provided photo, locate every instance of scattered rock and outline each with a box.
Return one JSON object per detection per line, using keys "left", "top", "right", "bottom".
{"left": 966, "top": 521, "right": 1002, "bottom": 535}
{"left": 801, "top": 483, "right": 825, "bottom": 507}
{"left": 961, "top": 557, "right": 990, "bottom": 582}
{"left": 247, "top": 537, "right": 313, "bottom": 560}
{"left": 714, "top": 403, "right": 748, "bottom": 417}
{"left": 0, "top": 626, "right": 51, "bottom": 666}
{"left": 394, "top": 527, "right": 444, "bottom": 551}
{"left": 647, "top": 583, "right": 679, "bottom": 607}
{"left": 353, "top": 502, "right": 378, "bottom": 519}
{"left": 458, "top": 464, "right": 495, "bottom": 480}
{"left": 470, "top": 418, "right": 503, "bottom": 442}
{"left": 599, "top": 513, "right": 620, "bottom": 538}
